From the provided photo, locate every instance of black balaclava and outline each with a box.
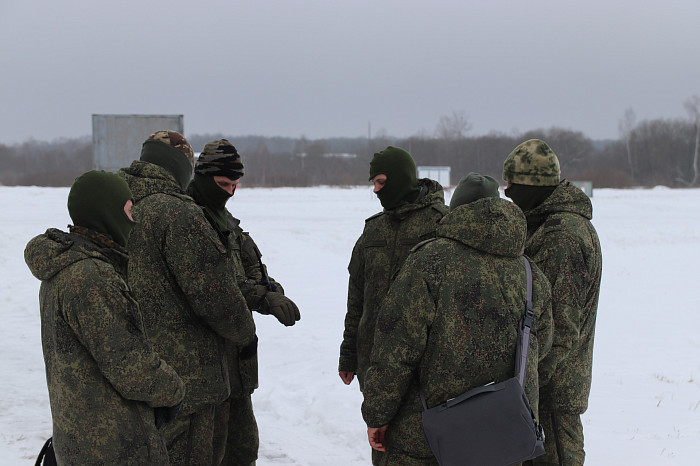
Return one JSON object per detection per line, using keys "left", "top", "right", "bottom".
{"left": 504, "top": 183, "right": 557, "bottom": 212}
{"left": 67, "top": 170, "right": 136, "bottom": 247}
{"left": 368, "top": 146, "right": 420, "bottom": 209}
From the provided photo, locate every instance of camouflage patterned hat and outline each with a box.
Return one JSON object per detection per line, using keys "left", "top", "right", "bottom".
{"left": 502, "top": 139, "right": 560, "bottom": 186}
{"left": 147, "top": 130, "right": 195, "bottom": 167}
{"left": 195, "top": 139, "right": 244, "bottom": 179}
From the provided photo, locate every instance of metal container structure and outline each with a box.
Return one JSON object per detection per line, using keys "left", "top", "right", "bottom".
{"left": 417, "top": 165, "right": 451, "bottom": 188}
{"left": 92, "top": 114, "right": 184, "bottom": 172}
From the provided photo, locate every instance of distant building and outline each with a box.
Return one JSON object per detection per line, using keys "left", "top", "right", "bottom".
{"left": 92, "top": 114, "right": 184, "bottom": 172}
{"left": 417, "top": 165, "right": 451, "bottom": 188}
{"left": 571, "top": 180, "right": 594, "bottom": 197}
{"left": 322, "top": 152, "right": 357, "bottom": 159}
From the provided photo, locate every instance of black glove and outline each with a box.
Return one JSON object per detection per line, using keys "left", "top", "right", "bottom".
{"left": 260, "top": 291, "right": 300, "bottom": 326}
{"left": 239, "top": 334, "right": 259, "bottom": 360}
{"left": 155, "top": 402, "right": 182, "bottom": 429}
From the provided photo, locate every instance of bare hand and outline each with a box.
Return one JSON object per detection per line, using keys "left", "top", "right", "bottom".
{"left": 368, "top": 425, "right": 388, "bottom": 451}
{"left": 339, "top": 371, "right": 355, "bottom": 385}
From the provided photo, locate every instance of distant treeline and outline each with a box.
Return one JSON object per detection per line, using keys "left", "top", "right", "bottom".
{"left": 2, "top": 116, "right": 699, "bottom": 189}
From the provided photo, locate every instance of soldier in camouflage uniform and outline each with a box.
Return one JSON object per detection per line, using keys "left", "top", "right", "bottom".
{"left": 361, "top": 173, "right": 554, "bottom": 465}
{"left": 186, "top": 139, "right": 300, "bottom": 466}
{"left": 119, "top": 131, "right": 257, "bottom": 465}
{"left": 338, "top": 146, "right": 448, "bottom": 463}
{"left": 503, "top": 139, "right": 602, "bottom": 465}
{"left": 24, "top": 170, "right": 186, "bottom": 465}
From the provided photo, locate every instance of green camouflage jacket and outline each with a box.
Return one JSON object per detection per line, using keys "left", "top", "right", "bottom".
{"left": 186, "top": 182, "right": 284, "bottom": 397}
{"left": 119, "top": 161, "right": 256, "bottom": 415}
{"left": 25, "top": 228, "right": 185, "bottom": 465}
{"left": 361, "top": 198, "right": 553, "bottom": 459}
{"left": 339, "top": 179, "right": 449, "bottom": 388}
{"left": 223, "top": 215, "right": 286, "bottom": 397}
{"left": 523, "top": 180, "right": 602, "bottom": 413}
{"left": 212, "top": 211, "right": 284, "bottom": 308}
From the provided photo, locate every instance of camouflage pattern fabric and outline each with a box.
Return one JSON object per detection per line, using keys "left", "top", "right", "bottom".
{"left": 360, "top": 197, "right": 553, "bottom": 463}
{"left": 148, "top": 130, "right": 195, "bottom": 166}
{"left": 503, "top": 139, "right": 561, "bottom": 186}
{"left": 215, "top": 395, "right": 259, "bottom": 466}
{"left": 339, "top": 179, "right": 449, "bottom": 388}
{"left": 160, "top": 404, "right": 216, "bottom": 465}
{"left": 188, "top": 180, "right": 287, "bottom": 464}
{"left": 24, "top": 227, "right": 185, "bottom": 465}
{"left": 526, "top": 409, "right": 585, "bottom": 465}
{"left": 374, "top": 450, "right": 438, "bottom": 466}
{"left": 212, "top": 400, "right": 229, "bottom": 465}
{"left": 217, "top": 218, "right": 283, "bottom": 465}
{"left": 238, "top": 226, "right": 285, "bottom": 295}
{"left": 118, "top": 160, "right": 256, "bottom": 461}
{"left": 185, "top": 185, "right": 284, "bottom": 397}
{"left": 521, "top": 180, "right": 602, "bottom": 463}
{"left": 196, "top": 139, "right": 245, "bottom": 179}
{"left": 523, "top": 181, "right": 602, "bottom": 412}
{"left": 223, "top": 214, "right": 285, "bottom": 312}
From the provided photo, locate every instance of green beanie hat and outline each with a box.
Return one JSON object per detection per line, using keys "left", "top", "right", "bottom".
{"left": 369, "top": 146, "right": 420, "bottom": 209}
{"left": 67, "top": 170, "right": 136, "bottom": 247}
{"left": 449, "top": 172, "right": 500, "bottom": 211}
{"left": 140, "top": 130, "right": 194, "bottom": 191}
{"left": 502, "top": 139, "right": 560, "bottom": 186}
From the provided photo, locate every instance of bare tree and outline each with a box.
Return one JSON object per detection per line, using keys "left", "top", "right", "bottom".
{"left": 618, "top": 108, "right": 636, "bottom": 182}
{"left": 434, "top": 110, "right": 472, "bottom": 140}
{"left": 683, "top": 96, "right": 700, "bottom": 186}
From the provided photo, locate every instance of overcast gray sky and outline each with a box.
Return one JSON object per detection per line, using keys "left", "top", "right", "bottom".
{"left": 2, "top": 0, "right": 699, "bottom": 144}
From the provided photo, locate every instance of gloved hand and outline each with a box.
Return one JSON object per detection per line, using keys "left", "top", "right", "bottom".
{"left": 260, "top": 291, "right": 300, "bottom": 326}
{"left": 268, "top": 279, "right": 284, "bottom": 295}
{"left": 155, "top": 401, "right": 182, "bottom": 429}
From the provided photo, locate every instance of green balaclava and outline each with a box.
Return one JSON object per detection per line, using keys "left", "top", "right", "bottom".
{"left": 188, "top": 139, "right": 244, "bottom": 236}
{"left": 502, "top": 139, "right": 561, "bottom": 211}
{"left": 139, "top": 130, "right": 195, "bottom": 191}
{"left": 368, "top": 146, "right": 420, "bottom": 209}
{"left": 449, "top": 172, "right": 500, "bottom": 211}
{"left": 67, "top": 170, "right": 136, "bottom": 247}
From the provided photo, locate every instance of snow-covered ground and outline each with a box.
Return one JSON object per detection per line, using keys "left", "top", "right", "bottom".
{"left": 1, "top": 184, "right": 699, "bottom": 465}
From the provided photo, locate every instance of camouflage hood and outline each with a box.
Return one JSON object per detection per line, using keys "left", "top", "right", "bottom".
{"left": 384, "top": 178, "right": 446, "bottom": 221}
{"left": 25, "top": 228, "right": 127, "bottom": 281}
{"left": 118, "top": 160, "right": 186, "bottom": 203}
{"left": 526, "top": 180, "right": 592, "bottom": 224}
{"left": 437, "top": 197, "right": 526, "bottom": 257}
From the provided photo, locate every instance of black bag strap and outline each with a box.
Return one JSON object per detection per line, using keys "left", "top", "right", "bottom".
{"left": 515, "top": 256, "right": 534, "bottom": 386}
{"left": 419, "top": 256, "right": 534, "bottom": 410}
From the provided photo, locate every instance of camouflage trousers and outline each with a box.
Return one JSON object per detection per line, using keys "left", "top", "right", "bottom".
{"left": 372, "top": 448, "right": 438, "bottom": 466}
{"left": 160, "top": 404, "right": 216, "bottom": 465}
{"left": 526, "top": 409, "right": 585, "bottom": 466}
{"left": 213, "top": 394, "right": 259, "bottom": 466}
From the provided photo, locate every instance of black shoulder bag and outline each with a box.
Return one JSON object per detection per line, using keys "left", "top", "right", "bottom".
{"left": 419, "top": 256, "right": 545, "bottom": 466}
{"left": 35, "top": 436, "right": 57, "bottom": 466}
